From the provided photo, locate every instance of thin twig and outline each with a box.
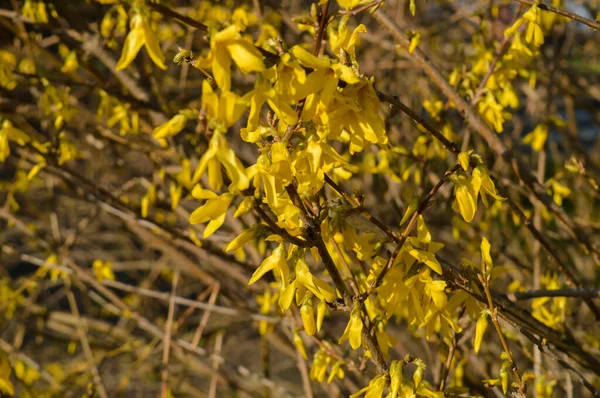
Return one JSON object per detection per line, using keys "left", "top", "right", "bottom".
{"left": 509, "top": 288, "right": 600, "bottom": 300}
{"left": 481, "top": 275, "right": 526, "bottom": 396}
{"left": 161, "top": 271, "right": 180, "bottom": 398}
{"left": 513, "top": 0, "right": 600, "bottom": 31}
{"left": 66, "top": 285, "right": 109, "bottom": 398}
{"left": 191, "top": 283, "right": 221, "bottom": 348}
{"left": 147, "top": 2, "right": 208, "bottom": 32}
{"left": 100, "top": 279, "right": 276, "bottom": 323}
{"left": 208, "top": 331, "right": 225, "bottom": 398}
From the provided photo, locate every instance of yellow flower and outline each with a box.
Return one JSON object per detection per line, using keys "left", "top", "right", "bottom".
{"left": 193, "top": 25, "right": 265, "bottom": 91}
{"left": 478, "top": 92, "right": 505, "bottom": 133}
{"left": 389, "top": 360, "right": 404, "bottom": 398}
{"left": 57, "top": 133, "right": 81, "bottom": 165}
{"left": 505, "top": 5, "right": 544, "bottom": 47}
{"left": 22, "top": 0, "right": 48, "bottom": 23}
{"left": 337, "top": 0, "right": 363, "bottom": 11}
{"left": 338, "top": 304, "right": 363, "bottom": 349}
{"left": 452, "top": 173, "right": 477, "bottom": 222}
{"left": 408, "top": 31, "right": 421, "bottom": 53}
{"left": 549, "top": 179, "right": 571, "bottom": 206}
{"left": 509, "top": 32, "right": 533, "bottom": 57}
{"left": 191, "top": 128, "right": 249, "bottom": 192}
{"left": 523, "top": 5, "right": 545, "bottom": 47}
{"left": 330, "top": 19, "right": 366, "bottom": 60}
{"left": 226, "top": 224, "right": 262, "bottom": 252}
{"left": 295, "top": 258, "right": 336, "bottom": 302}
{"left": 327, "top": 81, "right": 388, "bottom": 154}
{"left": 116, "top": 14, "right": 166, "bottom": 71}
{"left": 291, "top": 130, "right": 347, "bottom": 195}
{"left": 93, "top": 260, "right": 115, "bottom": 282}
{"left": 248, "top": 243, "right": 289, "bottom": 285}
{"left": 316, "top": 299, "right": 327, "bottom": 331}
{"left": 201, "top": 80, "right": 247, "bottom": 129}
{"left": 0, "top": 50, "right": 17, "bottom": 90}
{"left": 0, "top": 120, "right": 30, "bottom": 162}
{"left": 153, "top": 114, "right": 188, "bottom": 139}
{"left": 471, "top": 165, "right": 504, "bottom": 207}
{"left": 350, "top": 374, "right": 386, "bottom": 398}
{"left": 189, "top": 187, "right": 233, "bottom": 238}
{"left": 248, "top": 154, "right": 303, "bottom": 232}
{"left": 474, "top": 310, "right": 489, "bottom": 353}
{"left": 300, "top": 298, "right": 316, "bottom": 336}
{"left": 522, "top": 123, "right": 548, "bottom": 152}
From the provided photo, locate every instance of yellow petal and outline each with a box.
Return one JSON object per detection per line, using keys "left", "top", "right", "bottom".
{"left": 293, "top": 330, "right": 307, "bottom": 359}
{"left": 348, "top": 306, "right": 363, "bottom": 349}
{"left": 214, "top": 24, "right": 240, "bottom": 42}
{"left": 142, "top": 22, "right": 167, "bottom": 70}
{"left": 213, "top": 48, "right": 232, "bottom": 92}
{"left": 289, "top": 45, "right": 332, "bottom": 69}
{"left": 331, "top": 64, "right": 360, "bottom": 84}
{"left": 408, "top": 248, "right": 442, "bottom": 275}
{"left": 474, "top": 311, "right": 488, "bottom": 353}
{"left": 400, "top": 197, "right": 418, "bottom": 226}
{"left": 504, "top": 18, "right": 525, "bottom": 37}
{"left": 189, "top": 193, "right": 232, "bottom": 225}
{"left": 207, "top": 158, "right": 223, "bottom": 191}
{"left": 458, "top": 151, "right": 470, "bottom": 171}
{"left": 191, "top": 185, "right": 218, "bottom": 200}
{"left": 481, "top": 237, "right": 493, "bottom": 269}
{"left": 316, "top": 299, "right": 326, "bottom": 331}
{"left": 116, "top": 26, "right": 145, "bottom": 71}
{"left": 346, "top": 24, "right": 367, "bottom": 58}
{"left": 153, "top": 114, "right": 187, "bottom": 139}
{"left": 216, "top": 144, "right": 249, "bottom": 191}
{"left": 248, "top": 243, "right": 285, "bottom": 285}
{"left": 278, "top": 280, "right": 296, "bottom": 311}
{"left": 336, "top": 0, "right": 362, "bottom": 11}
{"left": 201, "top": 79, "right": 219, "bottom": 114}
{"left": 227, "top": 40, "right": 265, "bottom": 73}
{"left": 267, "top": 97, "right": 298, "bottom": 126}
{"left": 300, "top": 299, "right": 316, "bottom": 336}
{"left": 219, "top": 91, "right": 247, "bottom": 127}
{"left": 234, "top": 196, "right": 255, "bottom": 218}
{"left": 455, "top": 178, "right": 477, "bottom": 222}
{"left": 226, "top": 226, "right": 258, "bottom": 252}
{"left": 204, "top": 212, "right": 227, "bottom": 238}
{"left": 296, "top": 259, "right": 336, "bottom": 302}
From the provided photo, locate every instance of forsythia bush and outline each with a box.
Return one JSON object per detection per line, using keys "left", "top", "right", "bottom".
{"left": 1, "top": 0, "right": 600, "bottom": 397}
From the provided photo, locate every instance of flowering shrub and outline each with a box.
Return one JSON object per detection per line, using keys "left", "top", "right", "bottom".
{"left": 1, "top": 0, "right": 600, "bottom": 397}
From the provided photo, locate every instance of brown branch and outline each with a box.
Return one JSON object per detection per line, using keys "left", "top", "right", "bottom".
{"left": 208, "top": 331, "right": 225, "bottom": 398}
{"left": 147, "top": 2, "right": 208, "bottom": 32}
{"left": 376, "top": 92, "right": 460, "bottom": 155}
{"left": 324, "top": 174, "right": 400, "bottom": 242}
{"left": 509, "top": 288, "right": 600, "bottom": 300}
{"left": 481, "top": 275, "right": 526, "bottom": 396}
{"left": 191, "top": 283, "right": 222, "bottom": 347}
{"left": 312, "top": 0, "right": 331, "bottom": 55}
{"left": 253, "top": 204, "right": 309, "bottom": 248}
{"left": 513, "top": 0, "right": 600, "bottom": 31}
